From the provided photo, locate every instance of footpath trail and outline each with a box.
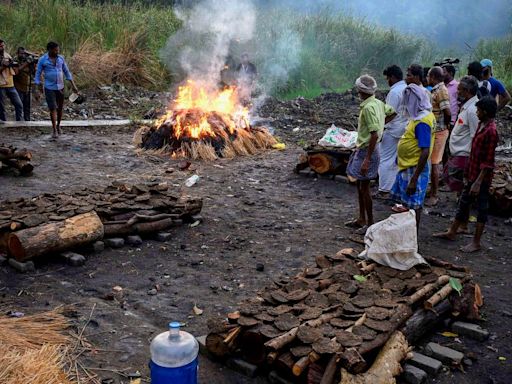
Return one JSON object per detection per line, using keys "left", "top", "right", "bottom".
{"left": 0, "top": 122, "right": 511, "bottom": 384}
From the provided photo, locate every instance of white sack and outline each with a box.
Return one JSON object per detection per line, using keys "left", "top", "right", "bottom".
{"left": 358, "top": 210, "right": 427, "bottom": 270}
{"left": 318, "top": 124, "right": 358, "bottom": 149}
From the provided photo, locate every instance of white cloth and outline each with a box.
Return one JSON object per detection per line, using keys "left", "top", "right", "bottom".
{"left": 355, "top": 76, "right": 377, "bottom": 95}
{"left": 384, "top": 80, "right": 407, "bottom": 138}
{"left": 449, "top": 96, "right": 479, "bottom": 157}
{"left": 359, "top": 210, "right": 427, "bottom": 271}
{"left": 378, "top": 130, "right": 400, "bottom": 192}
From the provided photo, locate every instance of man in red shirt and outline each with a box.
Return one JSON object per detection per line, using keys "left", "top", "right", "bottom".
{"left": 434, "top": 96, "right": 499, "bottom": 252}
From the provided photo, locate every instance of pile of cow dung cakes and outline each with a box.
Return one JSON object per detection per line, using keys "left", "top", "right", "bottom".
{"left": 489, "top": 161, "right": 512, "bottom": 215}
{"left": 205, "top": 248, "right": 476, "bottom": 382}
{"left": 0, "top": 181, "right": 202, "bottom": 257}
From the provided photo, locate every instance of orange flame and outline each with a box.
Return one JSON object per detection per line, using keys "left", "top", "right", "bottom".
{"left": 156, "top": 80, "right": 250, "bottom": 140}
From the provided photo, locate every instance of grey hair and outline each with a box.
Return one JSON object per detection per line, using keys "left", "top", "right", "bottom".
{"left": 459, "top": 75, "right": 479, "bottom": 95}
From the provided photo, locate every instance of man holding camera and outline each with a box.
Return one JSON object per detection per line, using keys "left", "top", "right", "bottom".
{"left": 0, "top": 39, "right": 23, "bottom": 122}
{"left": 14, "top": 47, "right": 35, "bottom": 121}
{"left": 35, "top": 41, "right": 79, "bottom": 138}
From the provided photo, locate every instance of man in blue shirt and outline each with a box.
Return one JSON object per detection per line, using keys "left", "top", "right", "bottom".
{"left": 35, "top": 41, "right": 79, "bottom": 138}
{"left": 480, "top": 59, "right": 511, "bottom": 112}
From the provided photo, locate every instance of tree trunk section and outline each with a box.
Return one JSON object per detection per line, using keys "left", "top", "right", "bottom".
{"left": 7, "top": 211, "right": 104, "bottom": 261}
{"left": 401, "top": 300, "right": 451, "bottom": 344}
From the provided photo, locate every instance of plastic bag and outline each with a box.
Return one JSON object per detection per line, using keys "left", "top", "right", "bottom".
{"left": 358, "top": 210, "right": 427, "bottom": 270}
{"left": 318, "top": 124, "right": 358, "bottom": 148}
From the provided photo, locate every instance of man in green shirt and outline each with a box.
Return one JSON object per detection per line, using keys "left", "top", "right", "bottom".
{"left": 346, "top": 75, "right": 396, "bottom": 230}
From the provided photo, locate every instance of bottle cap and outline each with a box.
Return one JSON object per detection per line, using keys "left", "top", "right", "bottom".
{"left": 169, "top": 322, "right": 181, "bottom": 329}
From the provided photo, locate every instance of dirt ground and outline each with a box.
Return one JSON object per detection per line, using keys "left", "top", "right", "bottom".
{"left": 1, "top": 99, "right": 512, "bottom": 383}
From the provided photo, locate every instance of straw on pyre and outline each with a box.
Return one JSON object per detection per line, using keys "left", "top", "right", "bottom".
{"left": 135, "top": 80, "right": 277, "bottom": 161}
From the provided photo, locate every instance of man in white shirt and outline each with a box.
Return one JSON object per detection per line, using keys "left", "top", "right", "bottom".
{"left": 375, "top": 65, "right": 407, "bottom": 199}
{"left": 445, "top": 75, "right": 479, "bottom": 194}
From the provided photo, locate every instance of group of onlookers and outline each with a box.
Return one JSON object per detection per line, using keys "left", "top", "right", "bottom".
{"left": 347, "top": 59, "right": 510, "bottom": 253}
{"left": 0, "top": 39, "right": 79, "bottom": 137}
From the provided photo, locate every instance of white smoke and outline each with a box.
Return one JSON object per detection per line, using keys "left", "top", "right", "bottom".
{"left": 160, "top": 0, "right": 302, "bottom": 94}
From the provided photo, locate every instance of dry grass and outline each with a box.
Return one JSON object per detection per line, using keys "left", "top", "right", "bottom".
{"left": 0, "top": 344, "right": 75, "bottom": 384}
{"left": 0, "top": 307, "right": 92, "bottom": 384}
{"left": 70, "top": 31, "right": 168, "bottom": 88}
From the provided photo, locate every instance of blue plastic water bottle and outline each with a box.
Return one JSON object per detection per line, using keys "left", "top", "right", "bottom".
{"left": 150, "top": 322, "right": 199, "bottom": 384}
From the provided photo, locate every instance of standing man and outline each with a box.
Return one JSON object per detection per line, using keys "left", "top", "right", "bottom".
{"left": 0, "top": 39, "right": 23, "bottom": 121}
{"left": 236, "top": 53, "right": 257, "bottom": 104}
{"left": 35, "top": 41, "right": 78, "bottom": 138}
{"left": 13, "top": 47, "right": 34, "bottom": 121}
{"left": 444, "top": 76, "right": 479, "bottom": 193}
{"left": 434, "top": 96, "right": 498, "bottom": 252}
{"left": 376, "top": 65, "right": 407, "bottom": 199}
{"left": 442, "top": 64, "right": 459, "bottom": 127}
{"left": 390, "top": 64, "right": 435, "bottom": 228}
{"left": 480, "top": 59, "right": 511, "bottom": 111}
{"left": 425, "top": 67, "right": 451, "bottom": 206}
{"left": 346, "top": 75, "right": 395, "bottom": 230}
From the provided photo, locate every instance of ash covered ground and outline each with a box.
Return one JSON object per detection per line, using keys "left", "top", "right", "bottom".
{"left": 1, "top": 89, "right": 512, "bottom": 383}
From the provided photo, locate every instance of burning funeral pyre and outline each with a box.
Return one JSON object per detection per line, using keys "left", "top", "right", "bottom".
{"left": 135, "top": 81, "right": 277, "bottom": 161}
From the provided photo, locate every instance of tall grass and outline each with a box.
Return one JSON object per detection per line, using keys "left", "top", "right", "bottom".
{"left": 0, "top": 0, "right": 181, "bottom": 88}
{"left": 249, "top": 9, "right": 436, "bottom": 99}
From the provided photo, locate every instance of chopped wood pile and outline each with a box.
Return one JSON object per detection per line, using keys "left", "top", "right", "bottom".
{"left": 0, "top": 145, "right": 33, "bottom": 176}
{"left": 295, "top": 145, "right": 352, "bottom": 176}
{"left": 489, "top": 162, "right": 512, "bottom": 215}
{"left": 0, "top": 182, "right": 202, "bottom": 261}
{"left": 205, "top": 248, "right": 479, "bottom": 383}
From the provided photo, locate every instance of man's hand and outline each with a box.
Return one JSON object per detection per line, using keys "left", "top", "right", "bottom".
{"left": 34, "top": 85, "right": 43, "bottom": 101}
{"left": 470, "top": 181, "right": 481, "bottom": 196}
{"left": 360, "top": 158, "right": 370, "bottom": 176}
{"left": 406, "top": 177, "right": 417, "bottom": 196}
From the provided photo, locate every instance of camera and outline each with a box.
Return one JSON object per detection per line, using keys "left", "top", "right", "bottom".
{"left": 19, "top": 53, "right": 39, "bottom": 65}
{"left": 434, "top": 58, "right": 460, "bottom": 67}
{"left": 1, "top": 58, "right": 19, "bottom": 68}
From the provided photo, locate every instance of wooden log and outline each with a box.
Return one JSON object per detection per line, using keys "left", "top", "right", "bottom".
{"left": 264, "top": 327, "right": 299, "bottom": 351}
{"left": 320, "top": 354, "right": 339, "bottom": 384}
{"left": 103, "top": 217, "right": 178, "bottom": 237}
{"left": 2, "top": 159, "right": 33, "bottom": 175}
{"left": 205, "top": 333, "right": 231, "bottom": 359}
{"left": 267, "top": 351, "right": 279, "bottom": 365}
{"left": 423, "top": 256, "right": 470, "bottom": 273}
{"left": 293, "top": 351, "right": 320, "bottom": 376}
{"left": 7, "top": 211, "right": 104, "bottom": 261}
{"left": 227, "top": 311, "right": 240, "bottom": 324}
{"left": 340, "top": 331, "right": 409, "bottom": 384}
{"left": 401, "top": 300, "right": 451, "bottom": 344}
{"left": 308, "top": 153, "right": 340, "bottom": 174}
{"left": 275, "top": 352, "right": 295, "bottom": 374}
{"left": 407, "top": 275, "right": 450, "bottom": 305}
{"left": 424, "top": 283, "right": 452, "bottom": 309}
{"left": 223, "top": 326, "right": 241, "bottom": 345}
{"left": 339, "top": 348, "right": 367, "bottom": 374}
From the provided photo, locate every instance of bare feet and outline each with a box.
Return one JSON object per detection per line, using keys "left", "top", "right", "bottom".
{"left": 57, "top": 126, "right": 62, "bottom": 135}
{"left": 460, "top": 242, "right": 481, "bottom": 253}
{"left": 373, "top": 191, "right": 390, "bottom": 200}
{"left": 425, "top": 196, "right": 439, "bottom": 206}
{"left": 345, "top": 219, "right": 366, "bottom": 228}
{"left": 433, "top": 231, "right": 456, "bottom": 240}
{"left": 457, "top": 226, "right": 470, "bottom": 234}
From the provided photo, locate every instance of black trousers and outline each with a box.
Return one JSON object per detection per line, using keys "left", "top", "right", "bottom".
{"left": 17, "top": 90, "right": 31, "bottom": 121}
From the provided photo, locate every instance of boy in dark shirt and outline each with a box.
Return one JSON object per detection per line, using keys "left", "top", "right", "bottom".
{"left": 434, "top": 96, "right": 499, "bottom": 252}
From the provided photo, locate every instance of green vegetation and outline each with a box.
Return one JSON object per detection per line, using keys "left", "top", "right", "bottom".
{"left": 0, "top": 0, "right": 181, "bottom": 88}
{"left": 252, "top": 9, "right": 435, "bottom": 99}
{"left": 0, "top": 1, "right": 509, "bottom": 96}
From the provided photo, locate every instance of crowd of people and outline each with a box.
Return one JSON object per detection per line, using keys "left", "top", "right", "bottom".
{"left": 0, "top": 39, "right": 79, "bottom": 138}
{"left": 347, "top": 59, "right": 510, "bottom": 253}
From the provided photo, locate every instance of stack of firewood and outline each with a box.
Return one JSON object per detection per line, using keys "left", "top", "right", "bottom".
{"left": 0, "top": 145, "right": 33, "bottom": 176}
{"left": 0, "top": 182, "right": 202, "bottom": 261}
{"left": 490, "top": 162, "right": 512, "bottom": 214}
{"left": 206, "top": 249, "right": 477, "bottom": 383}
